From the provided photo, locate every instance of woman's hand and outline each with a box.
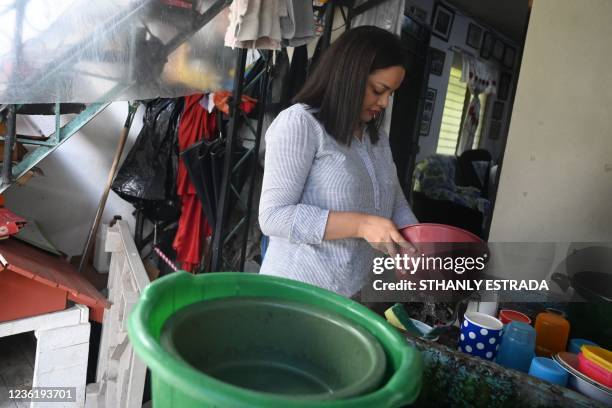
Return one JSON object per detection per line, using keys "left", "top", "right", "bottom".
{"left": 357, "top": 214, "right": 415, "bottom": 256}
{"left": 324, "top": 212, "right": 416, "bottom": 256}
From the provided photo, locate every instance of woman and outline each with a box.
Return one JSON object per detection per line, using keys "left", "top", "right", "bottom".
{"left": 258, "top": 26, "right": 418, "bottom": 297}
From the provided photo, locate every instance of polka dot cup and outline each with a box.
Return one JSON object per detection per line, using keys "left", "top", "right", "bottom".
{"left": 459, "top": 311, "right": 504, "bottom": 360}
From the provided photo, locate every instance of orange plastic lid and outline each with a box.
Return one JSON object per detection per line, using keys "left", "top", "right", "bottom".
{"left": 581, "top": 345, "right": 612, "bottom": 372}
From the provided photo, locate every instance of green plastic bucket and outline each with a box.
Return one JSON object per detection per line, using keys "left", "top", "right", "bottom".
{"left": 128, "top": 272, "right": 423, "bottom": 407}
{"left": 159, "top": 297, "right": 387, "bottom": 399}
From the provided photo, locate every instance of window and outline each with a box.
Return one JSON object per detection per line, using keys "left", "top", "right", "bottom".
{"left": 436, "top": 54, "right": 488, "bottom": 155}
{"left": 436, "top": 65, "right": 466, "bottom": 155}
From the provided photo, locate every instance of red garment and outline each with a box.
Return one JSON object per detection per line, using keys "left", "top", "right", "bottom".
{"left": 212, "top": 91, "right": 257, "bottom": 115}
{"left": 173, "top": 94, "right": 217, "bottom": 272}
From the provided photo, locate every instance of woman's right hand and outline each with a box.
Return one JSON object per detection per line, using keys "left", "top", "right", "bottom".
{"left": 357, "top": 214, "right": 415, "bottom": 256}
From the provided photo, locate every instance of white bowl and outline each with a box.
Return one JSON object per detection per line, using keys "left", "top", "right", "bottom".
{"left": 569, "top": 375, "right": 612, "bottom": 405}
{"left": 553, "top": 352, "right": 612, "bottom": 405}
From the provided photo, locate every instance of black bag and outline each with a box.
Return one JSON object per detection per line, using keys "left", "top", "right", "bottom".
{"left": 112, "top": 98, "right": 184, "bottom": 221}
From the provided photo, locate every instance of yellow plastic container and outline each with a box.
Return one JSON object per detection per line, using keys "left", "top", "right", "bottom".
{"left": 581, "top": 345, "right": 612, "bottom": 372}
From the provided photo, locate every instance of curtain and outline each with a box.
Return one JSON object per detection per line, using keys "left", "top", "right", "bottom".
{"left": 456, "top": 53, "right": 499, "bottom": 155}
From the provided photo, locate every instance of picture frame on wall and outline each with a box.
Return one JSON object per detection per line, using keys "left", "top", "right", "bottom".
{"left": 492, "top": 101, "right": 505, "bottom": 120}
{"left": 503, "top": 45, "right": 516, "bottom": 68}
{"left": 480, "top": 32, "right": 494, "bottom": 59}
{"left": 426, "top": 88, "right": 437, "bottom": 101}
{"left": 431, "top": 2, "right": 455, "bottom": 41}
{"left": 407, "top": 5, "right": 428, "bottom": 24}
{"left": 492, "top": 38, "right": 505, "bottom": 61}
{"left": 497, "top": 72, "right": 512, "bottom": 101}
{"left": 420, "top": 121, "right": 430, "bottom": 136}
{"left": 466, "top": 23, "right": 483, "bottom": 49}
{"left": 419, "top": 87, "right": 437, "bottom": 136}
{"left": 489, "top": 120, "right": 502, "bottom": 140}
{"left": 429, "top": 47, "right": 446, "bottom": 76}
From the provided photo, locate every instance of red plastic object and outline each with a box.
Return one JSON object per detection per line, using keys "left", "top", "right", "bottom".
{"left": 0, "top": 268, "right": 67, "bottom": 322}
{"left": 499, "top": 309, "right": 532, "bottom": 325}
{"left": 396, "top": 224, "right": 488, "bottom": 296}
{"left": 399, "top": 223, "right": 486, "bottom": 260}
{"left": 399, "top": 223, "right": 483, "bottom": 243}
{"left": 578, "top": 352, "right": 612, "bottom": 387}
{"left": 0, "top": 238, "right": 109, "bottom": 322}
{"left": 0, "top": 207, "right": 27, "bottom": 239}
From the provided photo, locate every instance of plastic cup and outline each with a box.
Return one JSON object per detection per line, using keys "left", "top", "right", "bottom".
{"left": 499, "top": 309, "right": 531, "bottom": 325}
{"left": 495, "top": 321, "right": 536, "bottom": 372}
{"left": 459, "top": 312, "right": 503, "bottom": 360}
{"left": 535, "top": 309, "right": 570, "bottom": 357}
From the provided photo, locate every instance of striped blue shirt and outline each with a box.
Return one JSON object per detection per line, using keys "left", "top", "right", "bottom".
{"left": 258, "top": 103, "right": 417, "bottom": 296}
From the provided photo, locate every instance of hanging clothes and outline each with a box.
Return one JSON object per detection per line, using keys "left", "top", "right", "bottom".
{"left": 173, "top": 94, "right": 217, "bottom": 272}
{"left": 283, "top": 45, "right": 308, "bottom": 107}
{"left": 456, "top": 53, "right": 499, "bottom": 155}
{"left": 266, "top": 49, "right": 290, "bottom": 115}
{"left": 281, "top": 0, "right": 316, "bottom": 47}
{"left": 224, "top": 0, "right": 316, "bottom": 50}
{"left": 350, "top": 0, "right": 405, "bottom": 34}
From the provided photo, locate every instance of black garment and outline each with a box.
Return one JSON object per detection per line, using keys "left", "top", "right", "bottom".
{"left": 283, "top": 44, "right": 308, "bottom": 106}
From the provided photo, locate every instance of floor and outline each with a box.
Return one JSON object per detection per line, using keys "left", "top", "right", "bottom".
{"left": 0, "top": 333, "right": 36, "bottom": 408}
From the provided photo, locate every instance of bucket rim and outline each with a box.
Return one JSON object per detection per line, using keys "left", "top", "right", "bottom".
{"left": 128, "top": 271, "right": 423, "bottom": 407}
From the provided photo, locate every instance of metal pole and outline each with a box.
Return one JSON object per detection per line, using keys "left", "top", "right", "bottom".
{"left": 1, "top": 0, "right": 26, "bottom": 186}
{"left": 163, "top": 0, "right": 232, "bottom": 53}
{"left": 239, "top": 51, "right": 272, "bottom": 271}
{"left": 210, "top": 48, "right": 248, "bottom": 271}
{"left": 78, "top": 102, "right": 139, "bottom": 273}
{"left": 1, "top": 106, "right": 17, "bottom": 186}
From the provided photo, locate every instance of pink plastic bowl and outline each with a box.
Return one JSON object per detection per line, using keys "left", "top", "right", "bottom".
{"left": 578, "top": 352, "right": 612, "bottom": 388}
{"left": 399, "top": 223, "right": 484, "bottom": 243}
{"left": 396, "top": 224, "right": 489, "bottom": 301}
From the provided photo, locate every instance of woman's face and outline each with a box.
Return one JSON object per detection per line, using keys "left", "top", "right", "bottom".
{"left": 360, "top": 65, "right": 406, "bottom": 123}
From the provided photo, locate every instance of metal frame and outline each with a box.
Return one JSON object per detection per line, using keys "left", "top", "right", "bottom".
{"left": 210, "top": 50, "right": 272, "bottom": 272}
{"left": 1, "top": 102, "right": 111, "bottom": 192}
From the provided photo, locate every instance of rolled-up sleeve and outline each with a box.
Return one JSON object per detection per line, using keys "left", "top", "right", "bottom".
{"left": 258, "top": 108, "right": 329, "bottom": 244}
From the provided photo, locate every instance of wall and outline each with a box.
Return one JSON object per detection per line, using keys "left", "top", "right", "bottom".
{"left": 489, "top": 0, "right": 612, "bottom": 241}
{"left": 404, "top": 0, "right": 521, "bottom": 163}
{"left": 5, "top": 103, "right": 141, "bottom": 257}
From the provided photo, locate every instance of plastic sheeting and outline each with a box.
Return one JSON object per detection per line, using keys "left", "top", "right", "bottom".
{"left": 0, "top": 0, "right": 237, "bottom": 103}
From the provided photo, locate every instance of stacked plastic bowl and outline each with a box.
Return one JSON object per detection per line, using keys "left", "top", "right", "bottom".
{"left": 128, "top": 272, "right": 423, "bottom": 407}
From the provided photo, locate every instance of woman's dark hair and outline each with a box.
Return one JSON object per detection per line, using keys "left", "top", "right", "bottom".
{"left": 293, "top": 25, "right": 406, "bottom": 146}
